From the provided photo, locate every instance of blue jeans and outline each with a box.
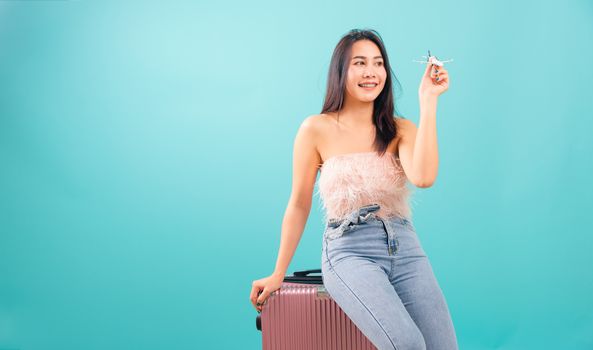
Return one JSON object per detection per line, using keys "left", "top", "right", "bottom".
{"left": 321, "top": 204, "right": 459, "bottom": 350}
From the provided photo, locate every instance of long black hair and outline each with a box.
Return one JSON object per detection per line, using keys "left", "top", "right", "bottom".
{"left": 321, "top": 28, "right": 405, "bottom": 156}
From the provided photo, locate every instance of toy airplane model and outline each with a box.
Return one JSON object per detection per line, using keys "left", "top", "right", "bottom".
{"left": 413, "top": 50, "right": 453, "bottom": 67}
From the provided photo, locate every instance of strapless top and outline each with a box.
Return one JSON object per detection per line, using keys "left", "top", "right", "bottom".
{"left": 315, "top": 151, "right": 415, "bottom": 223}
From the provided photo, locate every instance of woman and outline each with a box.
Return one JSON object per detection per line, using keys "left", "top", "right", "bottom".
{"left": 250, "top": 28, "right": 458, "bottom": 350}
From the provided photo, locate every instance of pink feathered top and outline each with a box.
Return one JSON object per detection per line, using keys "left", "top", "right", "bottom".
{"left": 315, "top": 151, "right": 415, "bottom": 223}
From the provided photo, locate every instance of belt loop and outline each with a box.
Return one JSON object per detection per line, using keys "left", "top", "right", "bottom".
{"left": 356, "top": 203, "right": 380, "bottom": 224}
{"left": 357, "top": 211, "right": 373, "bottom": 223}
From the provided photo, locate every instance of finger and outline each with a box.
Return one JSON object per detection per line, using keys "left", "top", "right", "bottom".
{"left": 424, "top": 62, "right": 433, "bottom": 77}
{"left": 431, "top": 66, "right": 441, "bottom": 78}
{"left": 434, "top": 69, "right": 447, "bottom": 80}
{"left": 256, "top": 290, "right": 269, "bottom": 312}
{"left": 250, "top": 285, "right": 262, "bottom": 306}
{"left": 250, "top": 284, "right": 259, "bottom": 302}
{"left": 255, "top": 296, "right": 264, "bottom": 311}
{"left": 436, "top": 74, "right": 449, "bottom": 84}
{"left": 250, "top": 284, "right": 257, "bottom": 300}
{"left": 257, "top": 288, "right": 269, "bottom": 304}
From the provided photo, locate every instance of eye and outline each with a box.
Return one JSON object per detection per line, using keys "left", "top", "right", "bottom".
{"left": 376, "top": 62, "right": 384, "bottom": 66}
{"left": 355, "top": 61, "right": 364, "bottom": 65}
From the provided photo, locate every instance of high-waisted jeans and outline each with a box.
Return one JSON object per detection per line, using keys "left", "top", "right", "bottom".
{"left": 321, "top": 204, "right": 459, "bottom": 350}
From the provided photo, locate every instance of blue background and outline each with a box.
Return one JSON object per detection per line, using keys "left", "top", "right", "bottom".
{"left": 1, "top": 1, "right": 592, "bottom": 349}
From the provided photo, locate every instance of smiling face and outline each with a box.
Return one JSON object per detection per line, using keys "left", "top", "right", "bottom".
{"left": 344, "top": 39, "right": 387, "bottom": 104}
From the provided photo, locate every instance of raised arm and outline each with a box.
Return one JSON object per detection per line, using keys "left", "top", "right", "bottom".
{"left": 396, "top": 115, "right": 439, "bottom": 188}
{"left": 397, "top": 60, "right": 449, "bottom": 188}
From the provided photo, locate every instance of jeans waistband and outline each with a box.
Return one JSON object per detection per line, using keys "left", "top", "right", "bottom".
{"left": 327, "top": 203, "right": 382, "bottom": 228}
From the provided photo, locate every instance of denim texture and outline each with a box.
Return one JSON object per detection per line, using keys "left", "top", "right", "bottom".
{"left": 321, "top": 204, "right": 459, "bottom": 350}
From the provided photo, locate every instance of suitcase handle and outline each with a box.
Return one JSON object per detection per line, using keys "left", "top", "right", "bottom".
{"left": 282, "top": 268, "right": 323, "bottom": 285}
{"left": 292, "top": 269, "right": 321, "bottom": 277}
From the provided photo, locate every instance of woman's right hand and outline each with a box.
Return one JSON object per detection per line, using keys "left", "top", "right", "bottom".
{"left": 250, "top": 273, "right": 284, "bottom": 313}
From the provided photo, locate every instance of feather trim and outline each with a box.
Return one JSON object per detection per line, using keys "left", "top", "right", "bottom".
{"left": 315, "top": 152, "right": 416, "bottom": 224}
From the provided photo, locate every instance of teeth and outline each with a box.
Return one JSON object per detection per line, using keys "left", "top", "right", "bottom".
{"left": 359, "top": 83, "right": 377, "bottom": 87}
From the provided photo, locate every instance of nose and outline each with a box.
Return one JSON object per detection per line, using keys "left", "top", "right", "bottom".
{"left": 363, "top": 69, "right": 375, "bottom": 78}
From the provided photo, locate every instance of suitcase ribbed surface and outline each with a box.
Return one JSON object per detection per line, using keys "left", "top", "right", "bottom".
{"left": 260, "top": 281, "right": 377, "bottom": 350}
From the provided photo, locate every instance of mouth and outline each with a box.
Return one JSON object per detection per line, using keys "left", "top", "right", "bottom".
{"left": 358, "top": 82, "right": 378, "bottom": 90}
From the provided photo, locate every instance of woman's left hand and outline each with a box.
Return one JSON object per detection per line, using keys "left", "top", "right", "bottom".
{"left": 418, "top": 62, "right": 449, "bottom": 100}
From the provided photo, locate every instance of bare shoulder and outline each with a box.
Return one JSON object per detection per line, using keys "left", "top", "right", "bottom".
{"left": 298, "top": 114, "right": 329, "bottom": 141}
{"left": 305, "top": 113, "right": 330, "bottom": 128}
{"left": 301, "top": 113, "right": 324, "bottom": 128}
{"left": 294, "top": 114, "right": 324, "bottom": 159}
{"left": 298, "top": 114, "right": 324, "bottom": 140}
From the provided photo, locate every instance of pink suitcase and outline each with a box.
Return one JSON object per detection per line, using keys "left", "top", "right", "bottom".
{"left": 256, "top": 269, "right": 377, "bottom": 350}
